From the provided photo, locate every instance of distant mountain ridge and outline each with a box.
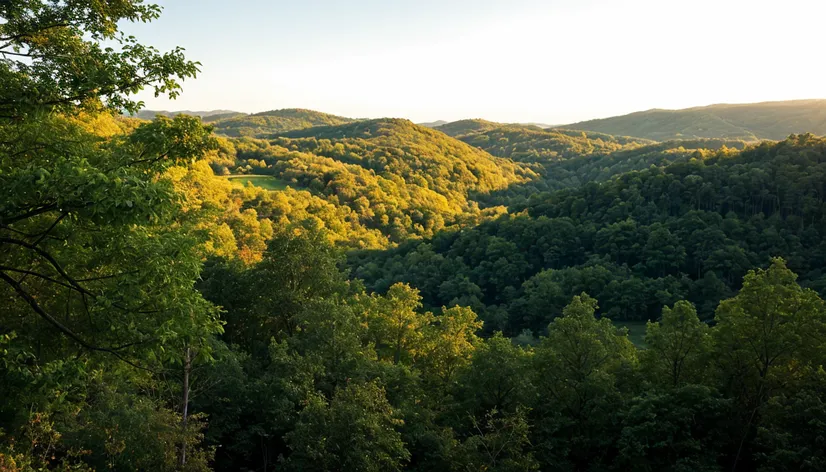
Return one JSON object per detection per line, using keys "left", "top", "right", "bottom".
{"left": 210, "top": 108, "right": 356, "bottom": 137}
{"left": 434, "top": 119, "right": 561, "bottom": 136}
{"left": 132, "top": 109, "right": 243, "bottom": 120}
{"left": 418, "top": 120, "right": 448, "bottom": 128}
{"left": 560, "top": 99, "right": 826, "bottom": 141}
{"left": 435, "top": 119, "right": 502, "bottom": 137}
{"left": 130, "top": 109, "right": 355, "bottom": 137}
{"left": 135, "top": 99, "right": 826, "bottom": 143}
{"left": 422, "top": 119, "right": 553, "bottom": 130}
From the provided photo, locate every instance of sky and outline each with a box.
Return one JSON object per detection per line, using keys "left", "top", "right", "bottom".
{"left": 124, "top": 0, "right": 826, "bottom": 124}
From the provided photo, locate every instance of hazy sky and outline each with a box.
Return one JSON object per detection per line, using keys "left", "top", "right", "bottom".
{"left": 125, "top": 0, "right": 826, "bottom": 123}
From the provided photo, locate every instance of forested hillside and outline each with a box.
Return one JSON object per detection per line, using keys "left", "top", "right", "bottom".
{"left": 447, "top": 123, "right": 649, "bottom": 162}
{"left": 134, "top": 109, "right": 243, "bottom": 121}
{"left": 417, "top": 119, "right": 448, "bottom": 128}
{"left": 4, "top": 2, "right": 826, "bottom": 472}
{"left": 211, "top": 109, "right": 356, "bottom": 137}
{"left": 134, "top": 109, "right": 357, "bottom": 137}
{"left": 221, "top": 118, "right": 536, "bottom": 243}
{"left": 351, "top": 134, "right": 826, "bottom": 334}
{"left": 435, "top": 118, "right": 502, "bottom": 137}
{"left": 563, "top": 99, "right": 826, "bottom": 141}
{"left": 475, "top": 138, "right": 749, "bottom": 207}
{"left": 429, "top": 118, "right": 748, "bottom": 208}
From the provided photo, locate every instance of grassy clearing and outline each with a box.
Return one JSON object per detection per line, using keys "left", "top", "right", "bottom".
{"left": 613, "top": 320, "right": 648, "bottom": 348}
{"left": 224, "top": 175, "right": 289, "bottom": 191}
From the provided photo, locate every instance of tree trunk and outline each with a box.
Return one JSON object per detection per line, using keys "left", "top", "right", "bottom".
{"left": 180, "top": 346, "right": 191, "bottom": 469}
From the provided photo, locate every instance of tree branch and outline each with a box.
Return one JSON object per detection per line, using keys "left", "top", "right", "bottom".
{"left": 76, "top": 270, "right": 140, "bottom": 282}
{"left": 0, "top": 271, "right": 162, "bottom": 373}
{"left": 0, "top": 236, "right": 93, "bottom": 296}
{"left": 1, "top": 203, "right": 58, "bottom": 225}
{"left": 0, "top": 265, "right": 76, "bottom": 291}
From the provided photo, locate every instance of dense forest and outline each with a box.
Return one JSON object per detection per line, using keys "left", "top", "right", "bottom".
{"left": 3, "top": 2, "right": 826, "bottom": 472}
{"left": 221, "top": 118, "right": 535, "bottom": 244}
{"left": 351, "top": 134, "right": 826, "bottom": 335}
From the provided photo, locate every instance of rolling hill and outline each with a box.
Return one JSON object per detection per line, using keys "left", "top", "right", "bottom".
{"left": 226, "top": 118, "right": 537, "bottom": 243}
{"left": 132, "top": 109, "right": 243, "bottom": 120}
{"left": 561, "top": 99, "right": 826, "bottom": 141}
{"left": 434, "top": 118, "right": 502, "bottom": 137}
{"left": 350, "top": 133, "right": 826, "bottom": 334}
{"left": 211, "top": 108, "right": 357, "bottom": 137}
{"left": 277, "top": 118, "right": 533, "bottom": 198}
{"left": 418, "top": 120, "right": 448, "bottom": 128}
{"left": 452, "top": 124, "right": 651, "bottom": 163}
{"left": 473, "top": 138, "right": 749, "bottom": 207}
{"left": 424, "top": 119, "right": 554, "bottom": 130}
